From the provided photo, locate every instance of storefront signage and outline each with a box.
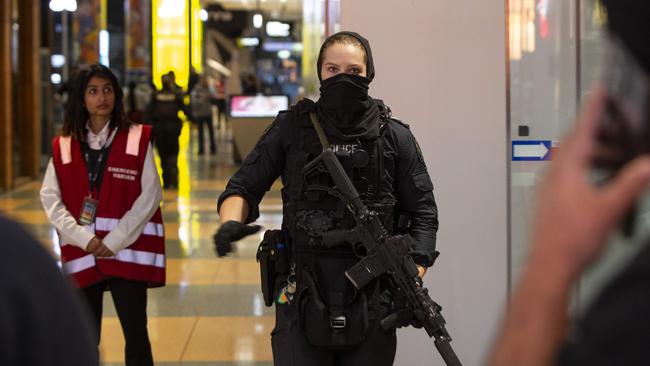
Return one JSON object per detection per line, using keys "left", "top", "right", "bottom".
{"left": 512, "top": 140, "right": 552, "bottom": 161}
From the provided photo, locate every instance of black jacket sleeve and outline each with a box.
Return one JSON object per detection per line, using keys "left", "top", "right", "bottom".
{"left": 389, "top": 121, "right": 439, "bottom": 267}
{"left": 217, "top": 114, "right": 288, "bottom": 223}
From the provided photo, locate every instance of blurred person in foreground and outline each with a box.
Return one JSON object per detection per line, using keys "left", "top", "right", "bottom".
{"left": 0, "top": 215, "right": 97, "bottom": 365}
{"left": 40, "top": 63, "right": 165, "bottom": 365}
{"left": 489, "top": 1, "right": 650, "bottom": 365}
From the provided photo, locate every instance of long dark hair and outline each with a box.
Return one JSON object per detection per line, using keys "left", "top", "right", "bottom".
{"left": 62, "top": 63, "right": 131, "bottom": 140}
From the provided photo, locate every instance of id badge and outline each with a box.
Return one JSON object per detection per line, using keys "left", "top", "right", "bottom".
{"left": 79, "top": 196, "right": 99, "bottom": 225}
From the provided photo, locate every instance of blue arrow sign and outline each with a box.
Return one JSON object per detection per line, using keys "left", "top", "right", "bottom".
{"left": 512, "top": 140, "right": 552, "bottom": 161}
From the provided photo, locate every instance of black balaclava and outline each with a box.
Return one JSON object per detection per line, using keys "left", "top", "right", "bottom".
{"left": 316, "top": 31, "right": 380, "bottom": 140}
{"left": 602, "top": 0, "right": 650, "bottom": 74}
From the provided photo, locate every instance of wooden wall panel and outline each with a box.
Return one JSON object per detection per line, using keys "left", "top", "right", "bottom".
{"left": 18, "top": 0, "right": 42, "bottom": 178}
{"left": 0, "top": 0, "right": 12, "bottom": 190}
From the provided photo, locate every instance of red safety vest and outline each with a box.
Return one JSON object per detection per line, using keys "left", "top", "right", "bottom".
{"left": 51, "top": 124, "right": 166, "bottom": 288}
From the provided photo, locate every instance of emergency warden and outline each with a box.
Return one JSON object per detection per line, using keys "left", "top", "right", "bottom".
{"left": 41, "top": 64, "right": 165, "bottom": 366}
{"left": 214, "top": 32, "right": 438, "bottom": 365}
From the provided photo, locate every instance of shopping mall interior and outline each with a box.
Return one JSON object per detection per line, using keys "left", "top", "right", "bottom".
{"left": 0, "top": 0, "right": 626, "bottom": 365}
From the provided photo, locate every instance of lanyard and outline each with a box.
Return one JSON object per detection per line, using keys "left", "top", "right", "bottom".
{"left": 82, "top": 128, "right": 118, "bottom": 196}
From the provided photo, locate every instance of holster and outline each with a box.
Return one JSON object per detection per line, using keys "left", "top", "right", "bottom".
{"left": 256, "top": 229, "right": 290, "bottom": 306}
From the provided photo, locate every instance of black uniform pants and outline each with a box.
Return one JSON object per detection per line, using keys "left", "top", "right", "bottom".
{"left": 214, "top": 98, "right": 226, "bottom": 125}
{"left": 81, "top": 278, "right": 153, "bottom": 366}
{"left": 153, "top": 121, "right": 181, "bottom": 188}
{"left": 195, "top": 116, "right": 216, "bottom": 154}
{"left": 271, "top": 300, "right": 397, "bottom": 366}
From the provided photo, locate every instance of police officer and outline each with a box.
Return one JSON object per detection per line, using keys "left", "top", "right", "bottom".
{"left": 147, "top": 73, "right": 187, "bottom": 188}
{"left": 214, "top": 31, "right": 438, "bottom": 365}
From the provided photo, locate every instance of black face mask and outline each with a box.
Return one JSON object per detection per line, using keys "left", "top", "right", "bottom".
{"left": 317, "top": 73, "right": 379, "bottom": 140}
{"left": 319, "top": 73, "right": 371, "bottom": 112}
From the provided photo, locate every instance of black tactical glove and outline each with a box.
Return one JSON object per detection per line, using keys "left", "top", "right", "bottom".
{"left": 213, "top": 220, "right": 261, "bottom": 257}
{"left": 381, "top": 290, "right": 424, "bottom": 330}
{"left": 382, "top": 306, "right": 424, "bottom": 329}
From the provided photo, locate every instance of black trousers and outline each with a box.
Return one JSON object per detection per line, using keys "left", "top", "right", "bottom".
{"left": 81, "top": 279, "right": 153, "bottom": 366}
{"left": 271, "top": 300, "right": 397, "bottom": 366}
{"left": 214, "top": 98, "right": 226, "bottom": 124}
{"left": 153, "top": 121, "right": 181, "bottom": 188}
{"left": 158, "top": 155, "right": 178, "bottom": 188}
{"left": 195, "top": 116, "right": 216, "bottom": 154}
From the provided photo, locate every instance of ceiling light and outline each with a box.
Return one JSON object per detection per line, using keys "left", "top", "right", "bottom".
{"left": 238, "top": 37, "right": 260, "bottom": 47}
{"left": 51, "top": 54, "right": 66, "bottom": 68}
{"left": 51, "top": 73, "right": 62, "bottom": 84}
{"left": 266, "top": 21, "right": 290, "bottom": 37}
{"left": 49, "top": 0, "right": 77, "bottom": 12}
{"left": 253, "top": 13, "right": 263, "bottom": 29}
{"left": 199, "top": 9, "right": 208, "bottom": 22}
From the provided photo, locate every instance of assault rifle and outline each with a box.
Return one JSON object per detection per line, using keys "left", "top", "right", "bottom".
{"left": 303, "top": 149, "right": 462, "bottom": 366}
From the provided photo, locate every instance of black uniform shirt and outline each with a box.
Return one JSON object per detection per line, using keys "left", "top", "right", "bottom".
{"left": 218, "top": 105, "right": 439, "bottom": 267}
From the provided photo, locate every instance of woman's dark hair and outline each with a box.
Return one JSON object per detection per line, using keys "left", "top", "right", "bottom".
{"left": 62, "top": 63, "right": 131, "bottom": 140}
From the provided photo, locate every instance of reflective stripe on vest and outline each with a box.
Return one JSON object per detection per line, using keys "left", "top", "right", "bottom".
{"left": 63, "top": 253, "right": 96, "bottom": 274}
{"left": 94, "top": 217, "right": 164, "bottom": 237}
{"left": 62, "top": 248, "right": 166, "bottom": 275}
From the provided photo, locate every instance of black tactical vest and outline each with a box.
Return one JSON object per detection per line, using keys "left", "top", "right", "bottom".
{"left": 282, "top": 102, "right": 396, "bottom": 256}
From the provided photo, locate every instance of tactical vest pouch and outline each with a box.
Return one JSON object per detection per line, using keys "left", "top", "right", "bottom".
{"left": 298, "top": 268, "right": 370, "bottom": 350}
{"left": 256, "top": 230, "right": 290, "bottom": 307}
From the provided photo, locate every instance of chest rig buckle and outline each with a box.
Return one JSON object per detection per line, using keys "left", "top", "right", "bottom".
{"left": 330, "top": 315, "right": 347, "bottom": 329}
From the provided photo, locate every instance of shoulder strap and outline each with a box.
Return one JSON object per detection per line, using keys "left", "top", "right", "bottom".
{"left": 308, "top": 112, "right": 331, "bottom": 151}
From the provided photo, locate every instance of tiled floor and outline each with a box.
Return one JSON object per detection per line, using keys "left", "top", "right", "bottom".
{"left": 0, "top": 122, "right": 278, "bottom": 365}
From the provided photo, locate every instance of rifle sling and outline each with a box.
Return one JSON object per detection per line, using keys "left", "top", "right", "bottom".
{"left": 309, "top": 112, "right": 331, "bottom": 151}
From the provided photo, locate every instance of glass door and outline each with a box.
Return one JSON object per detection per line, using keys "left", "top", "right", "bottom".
{"left": 508, "top": 0, "right": 580, "bottom": 286}
{"left": 507, "top": 0, "right": 648, "bottom": 313}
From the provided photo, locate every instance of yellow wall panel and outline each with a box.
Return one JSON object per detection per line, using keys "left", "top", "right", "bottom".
{"left": 152, "top": 0, "right": 189, "bottom": 89}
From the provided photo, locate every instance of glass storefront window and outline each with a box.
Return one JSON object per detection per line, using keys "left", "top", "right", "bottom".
{"left": 508, "top": 0, "right": 616, "bottom": 294}
{"left": 508, "top": 0, "right": 648, "bottom": 314}
{"left": 509, "top": 0, "right": 580, "bottom": 285}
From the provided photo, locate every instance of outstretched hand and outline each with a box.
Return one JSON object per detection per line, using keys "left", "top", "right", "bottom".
{"left": 213, "top": 220, "right": 261, "bottom": 257}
